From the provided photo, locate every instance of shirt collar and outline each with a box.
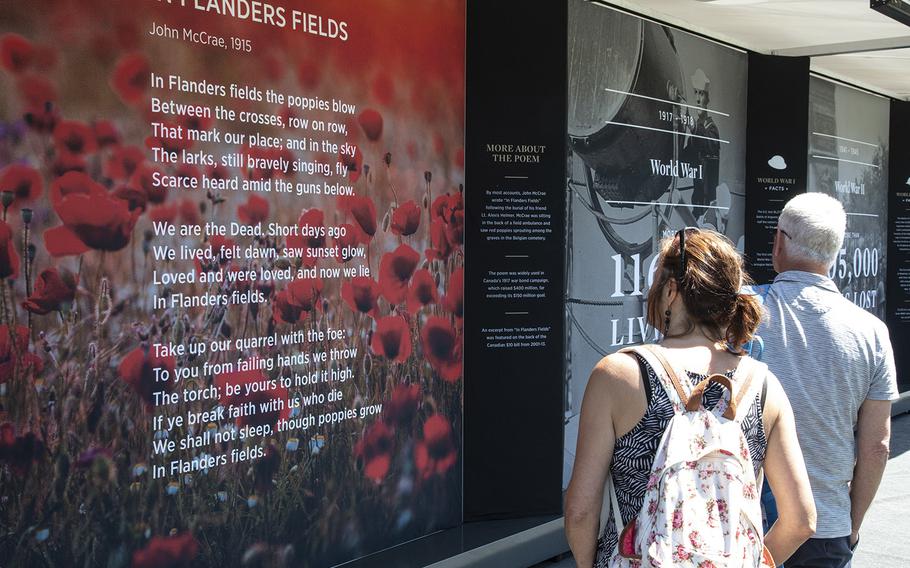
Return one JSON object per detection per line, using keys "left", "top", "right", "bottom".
{"left": 772, "top": 270, "right": 839, "bottom": 293}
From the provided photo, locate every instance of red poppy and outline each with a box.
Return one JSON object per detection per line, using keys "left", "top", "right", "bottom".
{"left": 358, "top": 109, "right": 383, "bottom": 141}
{"left": 0, "top": 164, "right": 43, "bottom": 205}
{"left": 425, "top": 218, "right": 452, "bottom": 261}
{"left": 17, "top": 74, "right": 57, "bottom": 108}
{"left": 22, "top": 267, "right": 78, "bottom": 314}
{"left": 0, "top": 221, "right": 19, "bottom": 280}
{"left": 344, "top": 195, "right": 376, "bottom": 244}
{"left": 104, "top": 145, "right": 145, "bottom": 180}
{"left": 272, "top": 278, "right": 323, "bottom": 324}
{"left": 443, "top": 268, "right": 464, "bottom": 319}
{"left": 49, "top": 171, "right": 105, "bottom": 213}
{"left": 421, "top": 317, "right": 462, "bottom": 382}
{"left": 0, "top": 424, "right": 45, "bottom": 477}
{"left": 415, "top": 414, "right": 457, "bottom": 479}
{"left": 338, "top": 144, "right": 363, "bottom": 183}
{"left": 430, "top": 194, "right": 449, "bottom": 221}
{"left": 45, "top": 192, "right": 139, "bottom": 256}
{"left": 215, "top": 366, "right": 290, "bottom": 428}
{"left": 383, "top": 384, "right": 420, "bottom": 428}
{"left": 51, "top": 151, "right": 87, "bottom": 178}
{"left": 371, "top": 315, "right": 411, "bottom": 363}
{"left": 379, "top": 244, "right": 420, "bottom": 304}
{"left": 407, "top": 269, "right": 438, "bottom": 315}
{"left": 341, "top": 277, "right": 380, "bottom": 318}
{"left": 0, "top": 325, "right": 42, "bottom": 383}
{"left": 93, "top": 120, "right": 120, "bottom": 148}
{"left": 132, "top": 533, "right": 199, "bottom": 568}
{"left": 23, "top": 102, "right": 59, "bottom": 133}
{"left": 391, "top": 200, "right": 420, "bottom": 236}
{"left": 113, "top": 183, "right": 148, "bottom": 212}
{"left": 209, "top": 235, "right": 236, "bottom": 262}
{"left": 110, "top": 52, "right": 149, "bottom": 104}
{"left": 285, "top": 208, "right": 325, "bottom": 267}
{"left": 271, "top": 289, "right": 302, "bottom": 324}
{"left": 287, "top": 277, "right": 323, "bottom": 312}
{"left": 237, "top": 194, "right": 269, "bottom": 225}
{"left": 130, "top": 164, "right": 166, "bottom": 204}
{"left": 444, "top": 193, "right": 465, "bottom": 246}
{"left": 333, "top": 223, "right": 360, "bottom": 263}
{"left": 118, "top": 347, "right": 175, "bottom": 407}
{"left": 0, "top": 33, "right": 34, "bottom": 73}
{"left": 53, "top": 120, "right": 97, "bottom": 155}
{"left": 355, "top": 421, "right": 394, "bottom": 482}
{"left": 149, "top": 203, "right": 178, "bottom": 223}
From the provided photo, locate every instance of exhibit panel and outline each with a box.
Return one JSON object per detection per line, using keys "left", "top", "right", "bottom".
{"left": 888, "top": 100, "right": 910, "bottom": 394}
{"left": 808, "top": 76, "right": 890, "bottom": 319}
{"left": 743, "top": 54, "right": 810, "bottom": 285}
{"left": 564, "top": 0, "right": 748, "bottom": 484}
{"left": 0, "top": 1, "right": 465, "bottom": 566}
{"left": 464, "top": 0, "right": 567, "bottom": 519}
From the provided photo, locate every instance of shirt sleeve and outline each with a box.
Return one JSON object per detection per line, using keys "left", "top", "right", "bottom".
{"left": 867, "top": 323, "right": 899, "bottom": 401}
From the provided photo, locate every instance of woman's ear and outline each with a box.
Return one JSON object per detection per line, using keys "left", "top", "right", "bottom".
{"left": 665, "top": 277, "right": 678, "bottom": 306}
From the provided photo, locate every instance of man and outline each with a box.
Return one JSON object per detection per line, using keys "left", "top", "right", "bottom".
{"left": 682, "top": 68, "right": 720, "bottom": 206}
{"left": 761, "top": 192, "right": 898, "bottom": 567}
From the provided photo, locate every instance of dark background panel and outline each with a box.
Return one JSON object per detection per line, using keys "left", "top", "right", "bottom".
{"left": 888, "top": 100, "right": 910, "bottom": 393}
{"left": 744, "top": 53, "right": 810, "bottom": 284}
{"left": 464, "top": 0, "right": 568, "bottom": 519}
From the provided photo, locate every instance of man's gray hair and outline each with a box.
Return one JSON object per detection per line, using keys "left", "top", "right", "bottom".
{"left": 778, "top": 192, "right": 846, "bottom": 267}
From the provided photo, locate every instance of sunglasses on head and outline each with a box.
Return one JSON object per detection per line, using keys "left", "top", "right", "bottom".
{"left": 675, "top": 226, "right": 700, "bottom": 281}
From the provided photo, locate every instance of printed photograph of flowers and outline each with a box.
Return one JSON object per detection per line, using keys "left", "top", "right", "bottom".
{"left": 0, "top": 1, "right": 465, "bottom": 566}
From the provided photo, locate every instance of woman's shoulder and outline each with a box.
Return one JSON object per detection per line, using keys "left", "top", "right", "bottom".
{"left": 588, "top": 351, "right": 642, "bottom": 394}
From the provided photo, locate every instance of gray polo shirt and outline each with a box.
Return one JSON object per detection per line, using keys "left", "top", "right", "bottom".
{"left": 758, "top": 270, "right": 898, "bottom": 538}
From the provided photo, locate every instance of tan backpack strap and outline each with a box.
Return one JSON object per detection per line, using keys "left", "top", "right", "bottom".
{"left": 619, "top": 344, "right": 690, "bottom": 407}
{"left": 687, "top": 374, "right": 737, "bottom": 419}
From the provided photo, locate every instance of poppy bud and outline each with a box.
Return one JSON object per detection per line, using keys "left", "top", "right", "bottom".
{"left": 424, "top": 171, "right": 432, "bottom": 183}
{"left": 21, "top": 208, "right": 32, "bottom": 224}
{"left": 1, "top": 191, "right": 13, "bottom": 209}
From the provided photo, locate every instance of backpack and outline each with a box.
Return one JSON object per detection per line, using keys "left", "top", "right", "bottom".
{"left": 603, "top": 344, "right": 775, "bottom": 568}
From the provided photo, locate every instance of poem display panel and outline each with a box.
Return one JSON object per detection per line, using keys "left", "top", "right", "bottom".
{"left": 564, "top": 0, "right": 747, "bottom": 484}
{"left": 0, "top": 1, "right": 465, "bottom": 566}
{"left": 808, "top": 76, "right": 889, "bottom": 319}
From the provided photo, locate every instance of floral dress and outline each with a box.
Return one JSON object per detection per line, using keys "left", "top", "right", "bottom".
{"left": 593, "top": 354, "right": 768, "bottom": 567}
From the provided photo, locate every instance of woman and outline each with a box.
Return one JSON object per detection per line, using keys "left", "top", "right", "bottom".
{"left": 565, "top": 228, "right": 816, "bottom": 567}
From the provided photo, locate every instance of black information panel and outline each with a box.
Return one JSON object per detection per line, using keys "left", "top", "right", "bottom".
{"left": 464, "top": 0, "right": 566, "bottom": 519}
{"left": 887, "top": 100, "right": 910, "bottom": 392}
{"left": 744, "top": 54, "right": 810, "bottom": 284}
{"left": 808, "top": 77, "right": 890, "bottom": 319}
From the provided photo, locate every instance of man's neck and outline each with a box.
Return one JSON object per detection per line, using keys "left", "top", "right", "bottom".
{"left": 777, "top": 262, "right": 828, "bottom": 277}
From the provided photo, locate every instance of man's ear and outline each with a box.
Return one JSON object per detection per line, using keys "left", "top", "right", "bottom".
{"left": 772, "top": 228, "right": 783, "bottom": 259}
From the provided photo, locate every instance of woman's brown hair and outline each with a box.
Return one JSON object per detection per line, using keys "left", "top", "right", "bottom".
{"left": 646, "top": 229, "right": 763, "bottom": 351}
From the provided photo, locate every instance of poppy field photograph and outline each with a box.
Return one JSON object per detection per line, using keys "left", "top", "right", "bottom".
{"left": 0, "top": 1, "right": 466, "bottom": 566}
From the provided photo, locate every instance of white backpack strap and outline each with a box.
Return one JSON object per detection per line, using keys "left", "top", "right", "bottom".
{"left": 619, "top": 344, "right": 691, "bottom": 411}
{"left": 599, "top": 475, "right": 625, "bottom": 545}
{"left": 732, "top": 357, "right": 768, "bottom": 423}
